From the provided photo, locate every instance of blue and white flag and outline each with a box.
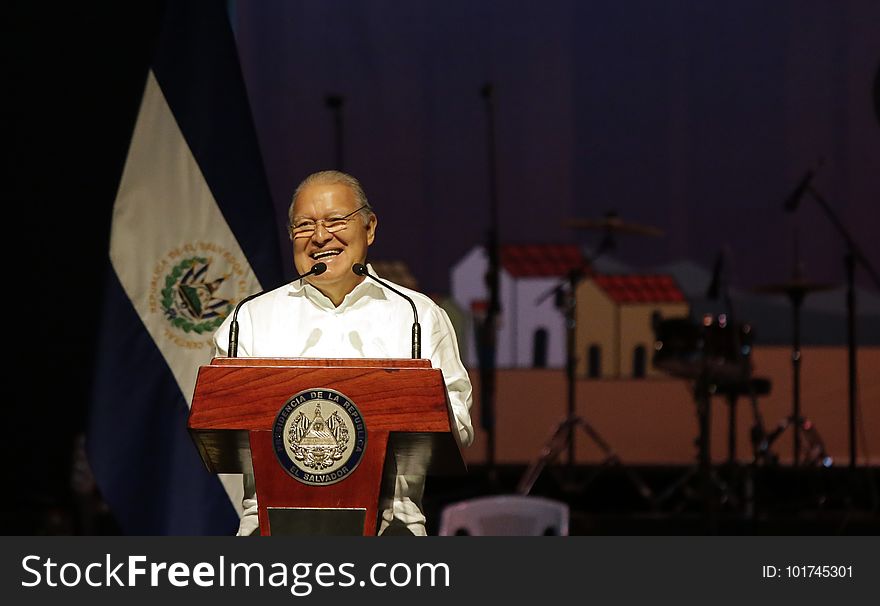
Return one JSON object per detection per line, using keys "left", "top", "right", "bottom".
{"left": 87, "top": 0, "right": 283, "bottom": 535}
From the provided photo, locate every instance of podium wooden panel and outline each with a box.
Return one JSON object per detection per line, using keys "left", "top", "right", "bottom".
{"left": 188, "top": 357, "right": 465, "bottom": 535}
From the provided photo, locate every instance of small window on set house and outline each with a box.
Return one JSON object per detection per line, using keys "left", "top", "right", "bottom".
{"left": 587, "top": 344, "right": 601, "bottom": 378}
{"left": 532, "top": 328, "right": 548, "bottom": 368}
{"left": 633, "top": 344, "right": 646, "bottom": 378}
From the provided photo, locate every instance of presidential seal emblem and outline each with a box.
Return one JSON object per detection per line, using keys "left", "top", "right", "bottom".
{"left": 273, "top": 389, "right": 367, "bottom": 486}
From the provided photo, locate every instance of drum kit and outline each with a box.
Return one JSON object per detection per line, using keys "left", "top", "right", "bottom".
{"left": 653, "top": 277, "right": 835, "bottom": 462}
{"left": 518, "top": 211, "right": 838, "bottom": 515}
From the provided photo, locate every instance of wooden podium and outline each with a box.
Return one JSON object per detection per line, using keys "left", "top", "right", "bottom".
{"left": 188, "top": 357, "right": 466, "bottom": 535}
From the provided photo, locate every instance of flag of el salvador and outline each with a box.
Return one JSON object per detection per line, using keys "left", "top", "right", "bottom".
{"left": 87, "top": 0, "right": 283, "bottom": 535}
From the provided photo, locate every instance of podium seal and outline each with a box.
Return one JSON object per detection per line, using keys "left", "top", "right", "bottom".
{"left": 272, "top": 388, "right": 367, "bottom": 485}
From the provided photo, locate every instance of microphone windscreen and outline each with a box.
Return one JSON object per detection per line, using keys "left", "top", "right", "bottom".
{"left": 352, "top": 263, "right": 368, "bottom": 276}
{"left": 311, "top": 262, "right": 327, "bottom": 275}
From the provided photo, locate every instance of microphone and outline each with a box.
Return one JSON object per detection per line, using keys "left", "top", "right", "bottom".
{"left": 352, "top": 263, "right": 421, "bottom": 358}
{"left": 784, "top": 159, "right": 823, "bottom": 211}
{"left": 227, "top": 262, "right": 326, "bottom": 357}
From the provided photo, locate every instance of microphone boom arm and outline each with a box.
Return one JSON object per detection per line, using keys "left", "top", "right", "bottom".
{"left": 227, "top": 262, "right": 327, "bottom": 358}
{"left": 352, "top": 263, "right": 421, "bottom": 358}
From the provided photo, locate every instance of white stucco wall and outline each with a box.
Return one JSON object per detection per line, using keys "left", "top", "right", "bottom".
{"left": 451, "top": 245, "right": 567, "bottom": 368}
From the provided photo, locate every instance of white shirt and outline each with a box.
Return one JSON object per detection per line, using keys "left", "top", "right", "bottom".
{"left": 213, "top": 267, "right": 474, "bottom": 535}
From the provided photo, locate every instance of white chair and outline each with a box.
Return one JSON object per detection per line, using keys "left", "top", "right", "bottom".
{"left": 437, "top": 495, "right": 569, "bottom": 536}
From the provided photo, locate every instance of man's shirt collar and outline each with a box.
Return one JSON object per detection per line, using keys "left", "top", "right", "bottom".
{"left": 286, "top": 263, "right": 387, "bottom": 312}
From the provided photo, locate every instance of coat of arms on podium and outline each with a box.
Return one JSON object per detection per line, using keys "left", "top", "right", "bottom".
{"left": 272, "top": 388, "right": 367, "bottom": 485}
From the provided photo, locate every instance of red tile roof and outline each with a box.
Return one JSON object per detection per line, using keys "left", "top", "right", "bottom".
{"left": 593, "top": 274, "right": 686, "bottom": 303}
{"left": 500, "top": 244, "right": 586, "bottom": 278}
{"left": 470, "top": 299, "right": 488, "bottom": 313}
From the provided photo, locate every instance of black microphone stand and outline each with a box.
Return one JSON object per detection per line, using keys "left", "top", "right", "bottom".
{"left": 352, "top": 264, "right": 421, "bottom": 359}
{"left": 800, "top": 186, "right": 880, "bottom": 471}
{"left": 478, "top": 83, "right": 502, "bottom": 485}
{"left": 227, "top": 263, "right": 327, "bottom": 357}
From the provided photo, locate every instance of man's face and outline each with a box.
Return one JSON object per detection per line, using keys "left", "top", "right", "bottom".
{"left": 290, "top": 182, "right": 376, "bottom": 304}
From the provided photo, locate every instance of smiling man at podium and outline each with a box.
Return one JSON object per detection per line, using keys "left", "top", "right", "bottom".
{"left": 213, "top": 170, "right": 474, "bottom": 536}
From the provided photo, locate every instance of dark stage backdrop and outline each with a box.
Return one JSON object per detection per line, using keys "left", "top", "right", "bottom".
{"left": 232, "top": 0, "right": 880, "bottom": 296}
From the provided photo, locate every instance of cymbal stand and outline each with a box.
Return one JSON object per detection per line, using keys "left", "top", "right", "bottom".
{"left": 518, "top": 237, "right": 653, "bottom": 503}
{"left": 765, "top": 280, "right": 812, "bottom": 465}
{"left": 760, "top": 284, "right": 827, "bottom": 468}
{"left": 756, "top": 230, "right": 834, "bottom": 468}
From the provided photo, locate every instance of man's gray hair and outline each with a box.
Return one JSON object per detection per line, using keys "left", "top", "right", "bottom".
{"left": 288, "top": 170, "right": 374, "bottom": 226}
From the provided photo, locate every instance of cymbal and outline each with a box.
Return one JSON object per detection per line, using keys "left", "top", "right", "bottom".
{"left": 751, "top": 278, "right": 837, "bottom": 296}
{"left": 564, "top": 213, "right": 664, "bottom": 237}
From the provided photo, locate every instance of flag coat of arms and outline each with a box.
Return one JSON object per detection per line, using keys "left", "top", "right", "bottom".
{"left": 88, "top": 0, "right": 283, "bottom": 535}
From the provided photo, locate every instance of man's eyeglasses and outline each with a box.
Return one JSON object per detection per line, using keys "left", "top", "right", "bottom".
{"left": 289, "top": 205, "right": 368, "bottom": 239}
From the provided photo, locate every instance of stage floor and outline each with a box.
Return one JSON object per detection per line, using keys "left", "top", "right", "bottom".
{"left": 423, "top": 464, "right": 880, "bottom": 535}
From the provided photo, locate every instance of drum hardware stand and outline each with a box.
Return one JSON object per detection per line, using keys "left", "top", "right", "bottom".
{"left": 761, "top": 415, "right": 830, "bottom": 467}
{"left": 517, "top": 230, "right": 653, "bottom": 504}
{"left": 653, "top": 371, "right": 740, "bottom": 516}
{"left": 717, "top": 375, "right": 774, "bottom": 518}
{"left": 655, "top": 253, "right": 755, "bottom": 518}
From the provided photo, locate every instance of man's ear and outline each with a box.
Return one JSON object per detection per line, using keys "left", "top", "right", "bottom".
{"left": 366, "top": 213, "right": 377, "bottom": 245}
